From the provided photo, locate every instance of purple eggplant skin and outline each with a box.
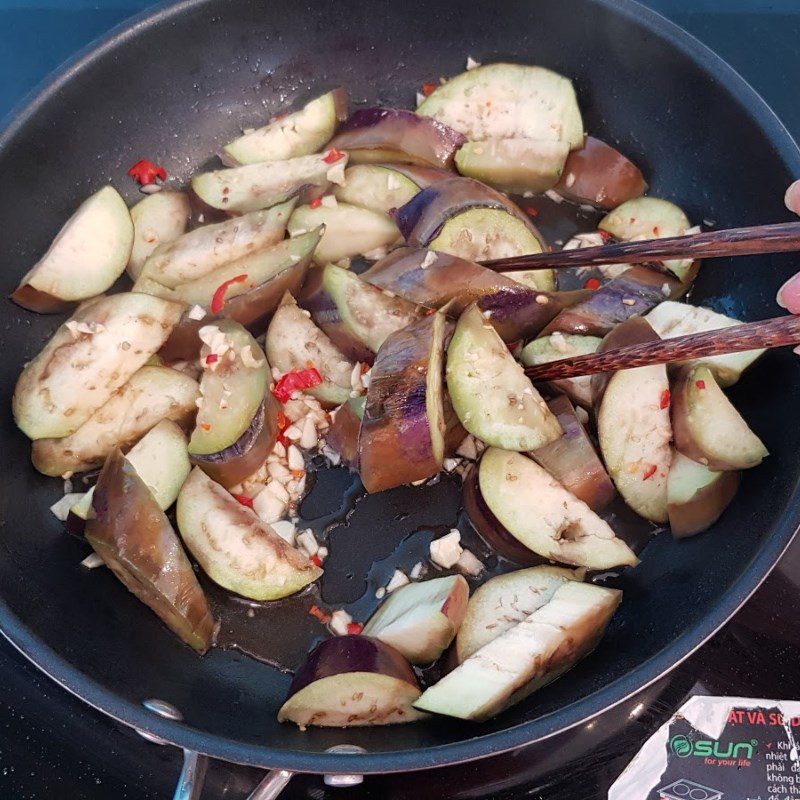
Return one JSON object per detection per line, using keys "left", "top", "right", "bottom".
{"left": 359, "top": 313, "right": 449, "bottom": 493}
{"left": 361, "top": 246, "right": 589, "bottom": 342}
{"left": 326, "top": 396, "right": 365, "bottom": 469}
{"left": 327, "top": 108, "right": 466, "bottom": 170}
{"left": 85, "top": 448, "right": 215, "bottom": 653}
{"left": 554, "top": 136, "right": 648, "bottom": 210}
{"left": 10, "top": 283, "right": 77, "bottom": 314}
{"left": 540, "top": 266, "right": 682, "bottom": 338}
{"left": 159, "top": 258, "right": 311, "bottom": 362}
{"left": 394, "top": 177, "right": 545, "bottom": 248}
{"left": 462, "top": 466, "right": 544, "bottom": 566}
{"left": 531, "top": 395, "right": 616, "bottom": 512}
{"left": 590, "top": 316, "right": 661, "bottom": 413}
{"left": 476, "top": 286, "right": 590, "bottom": 343}
{"left": 190, "top": 395, "right": 279, "bottom": 489}
{"left": 287, "top": 635, "right": 420, "bottom": 699}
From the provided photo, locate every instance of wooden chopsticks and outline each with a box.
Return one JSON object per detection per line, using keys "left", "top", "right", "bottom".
{"left": 523, "top": 315, "right": 800, "bottom": 381}
{"left": 482, "top": 221, "right": 800, "bottom": 273}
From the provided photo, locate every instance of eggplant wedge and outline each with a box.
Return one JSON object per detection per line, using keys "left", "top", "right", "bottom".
{"left": 531, "top": 395, "right": 616, "bottom": 512}
{"left": 300, "top": 264, "right": 423, "bottom": 364}
{"left": 189, "top": 321, "right": 276, "bottom": 488}
{"left": 520, "top": 333, "right": 602, "bottom": 408}
{"left": 265, "top": 292, "right": 355, "bottom": 407}
{"left": 670, "top": 365, "right": 768, "bottom": 471}
{"left": 359, "top": 311, "right": 450, "bottom": 493}
{"left": 223, "top": 88, "right": 348, "bottom": 165}
{"left": 278, "top": 635, "right": 425, "bottom": 728}
{"left": 139, "top": 201, "right": 294, "bottom": 288}
{"left": 646, "top": 300, "right": 764, "bottom": 387}
{"left": 667, "top": 451, "right": 741, "bottom": 538}
{"left": 455, "top": 138, "right": 570, "bottom": 194}
{"left": 153, "top": 229, "right": 319, "bottom": 361}
{"left": 11, "top": 186, "right": 133, "bottom": 312}
{"left": 590, "top": 315, "right": 662, "bottom": 411}
{"left": 596, "top": 323, "right": 672, "bottom": 523}
{"left": 462, "top": 465, "right": 543, "bottom": 565}
{"left": 362, "top": 575, "right": 469, "bottom": 665}
{"left": 455, "top": 566, "right": 577, "bottom": 662}
{"left": 541, "top": 265, "right": 682, "bottom": 337}
{"left": 86, "top": 449, "right": 214, "bottom": 653}
{"left": 127, "top": 191, "right": 191, "bottom": 281}
{"left": 446, "top": 304, "right": 561, "bottom": 451}
{"left": 414, "top": 581, "right": 620, "bottom": 721}
{"left": 417, "top": 63, "right": 583, "bottom": 149}
{"left": 395, "top": 177, "right": 552, "bottom": 291}
{"left": 554, "top": 136, "right": 647, "bottom": 209}
{"left": 176, "top": 467, "right": 321, "bottom": 600}
{"left": 68, "top": 418, "right": 190, "bottom": 531}
{"left": 327, "top": 107, "right": 466, "bottom": 169}
{"left": 326, "top": 395, "right": 365, "bottom": 469}
{"left": 31, "top": 366, "right": 199, "bottom": 477}
{"left": 287, "top": 201, "right": 401, "bottom": 264}
{"left": 14, "top": 293, "right": 184, "bottom": 440}
{"left": 191, "top": 152, "right": 349, "bottom": 213}
{"left": 478, "top": 448, "right": 638, "bottom": 569}
{"left": 333, "top": 164, "right": 447, "bottom": 213}
{"left": 361, "top": 246, "right": 583, "bottom": 342}
{"left": 599, "top": 197, "right": 696, "bottom": 282}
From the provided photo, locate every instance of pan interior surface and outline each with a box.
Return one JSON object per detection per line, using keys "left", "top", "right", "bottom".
{"left": 0, "top": 0, "right": 798, "bottom": 773}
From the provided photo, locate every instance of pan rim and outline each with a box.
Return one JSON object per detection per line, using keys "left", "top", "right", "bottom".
{"left": 1, "top": 0, "right": 799, "bottom": 775}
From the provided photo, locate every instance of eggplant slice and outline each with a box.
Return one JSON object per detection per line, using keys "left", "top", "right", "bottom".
{"left": 278, "top": 635, "right": 426, "bottom": 728}
{"left": 265, "top": 292, "right": 355, "bottom": 407}
{"left": 478, "top": 448, "right": 638, "bottom": 569}
{"left": 176, "top": 467, "right": 321, "bottom": 600}
{"left": 359, "top": 310, "right": 450, "bottom": 493}
{"left": 86, "top": 449, "right": 214, "bottom": 653}
{"left": 31, "top": 366, "right": 199, "bottom": 477}
{"left": 362, "top": 575, "right": 469, "bottom": 665}
{"left": 189, "top": 321, "right": 275, "bottom": 489}
{"left": 223, "top": 88, "right": 348, "bottom": 165}
{"left": 446, "top": 304, "right": 562, "bottom": 451}
{"left": 455, "top": 565, "right": 577, "bottom": 662}
{"left": 417, "top": 63, "right": 583, "bottom": 148}
{"left": 300, "top": 264, "right": 423, "bottom": 363}
{"left": 12, "top": 186, "right": 133, "bottom": 312}
{"left": 414, "top": 581, "right": 621, "bottom": 721}
{"left": 14, "top": 292, "right": 185, "bottom": 441}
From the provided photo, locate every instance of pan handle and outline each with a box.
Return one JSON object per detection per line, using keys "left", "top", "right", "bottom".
{"left": 246, "top": 769, "right": 295, "bottom": 800}
{"left": 173, "top": 748, "right": 209, "bottom": 800}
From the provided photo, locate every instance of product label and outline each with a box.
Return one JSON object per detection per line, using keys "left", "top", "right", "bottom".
{"left": 609, "top": 697, "right": 800, "bottom": 800}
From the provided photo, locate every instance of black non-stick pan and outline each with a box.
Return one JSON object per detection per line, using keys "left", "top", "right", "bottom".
{"left": 0, "top": 0, "right": 799, "bottom": 778}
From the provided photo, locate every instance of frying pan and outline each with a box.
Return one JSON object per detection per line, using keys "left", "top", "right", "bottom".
{"left": 0, "top": 0, "right": 799, "bottom": 780}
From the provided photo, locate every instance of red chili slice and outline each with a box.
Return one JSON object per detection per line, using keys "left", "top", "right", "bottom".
{"left": 309, "top": 197, "right": 322, "bottom": 209}
{"left": 233, "top": 494, "right": 254, "bottom": 508}
{"left": 205, "top": 354, "right": 219, "bottom": 366}
{"left": 659, "top": 389, "right": 670, "bottom": 409}
{"left": 309, "top": 604, "right": 331, "bottom": 624}
{"left": 272, "top": 368, "right": 323, "bottom": 403}
{"left": 128, "top": 159, "right": 167, "bottom": 185}
{"left": 695, "top": 380, "right": 706, "bottom": 390}
{"left": 310, "top": 554, "right": 322, "bottom": 568}
{"left": 322, "top": 148, "right": 345, "bottom": 164}
{"left": 584, "top": 277, "right": 601, "bottom": 290}
{"left": 421, "top": 83, "right": 437, "bottom": 97}
{"left": 347, "top": 622, "right": 363, "bottom": 635}
{"left": 210, "top": 274, "right": 248, "bottom": 314}
{"left": 642, "top": 464, "right": 657, "bottom": 481}
{"left": 525, "top": 206, "right": 539, "bottom": 217}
